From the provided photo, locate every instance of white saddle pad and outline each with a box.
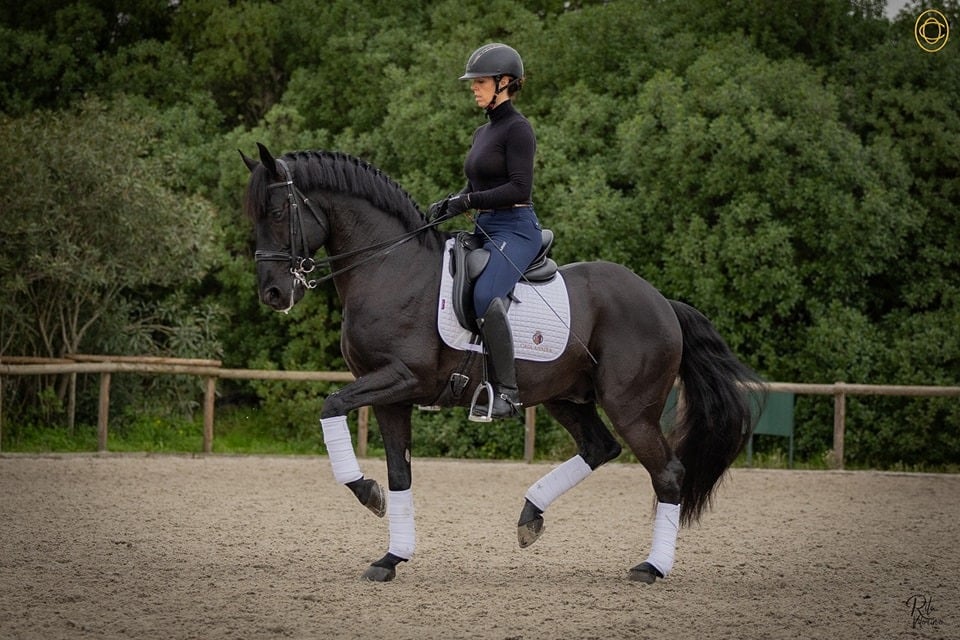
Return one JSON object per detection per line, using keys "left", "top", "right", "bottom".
{"left": 436, "top": 238, "right": 570, "bottom": 362}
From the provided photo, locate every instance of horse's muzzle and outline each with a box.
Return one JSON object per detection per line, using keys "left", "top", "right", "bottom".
{"left": 259, "top": 275, "right": 304, "bottom": 313}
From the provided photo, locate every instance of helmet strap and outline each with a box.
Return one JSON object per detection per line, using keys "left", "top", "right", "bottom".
{"left": 486, "top": 75, "right": 508, "bottom": 111}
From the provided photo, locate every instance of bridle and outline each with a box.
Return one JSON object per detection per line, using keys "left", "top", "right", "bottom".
{"left": 253, "top": 158, "right": 330, "bottom": 289}
{"left": 253, "top": 157, "right": 447, "bottom": 289}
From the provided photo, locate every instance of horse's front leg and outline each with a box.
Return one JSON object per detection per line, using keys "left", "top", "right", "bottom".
{"left": 358, "top": 403, "right": 414, "bottom": 582}
{"left": 320, "top": 410, "right": 385, "bottom": 517}
{"left": 319, "top": 366, "right": 420, "bottom": 582}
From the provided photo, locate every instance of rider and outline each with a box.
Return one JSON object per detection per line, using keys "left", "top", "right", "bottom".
{"left": 430, "top": 43, "right": 542, "bottom": 420}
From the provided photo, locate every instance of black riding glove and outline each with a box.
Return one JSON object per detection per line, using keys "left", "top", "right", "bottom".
{"left": 428, "top": 193, "right": 471, "bottom": 222}
{"left": 428, "top": 197, "right": 448, "bottom": 222}
{"left": 445, "top": 193, "right": 471, "bottom": 217}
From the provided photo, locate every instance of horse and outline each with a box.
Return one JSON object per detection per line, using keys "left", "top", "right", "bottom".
{"left": 241, "top": 142, "right": 764, "bottom": 583}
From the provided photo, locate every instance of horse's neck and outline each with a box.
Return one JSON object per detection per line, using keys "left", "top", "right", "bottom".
{"left": 324, "top": 199, "right": 441, "bottom": 304}
{"left": 324, "top": 199, "right": 410, "bottom": 260}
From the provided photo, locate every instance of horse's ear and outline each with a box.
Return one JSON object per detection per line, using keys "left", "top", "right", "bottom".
{"left": 239, "top": 149, "right": 258, "bottom": 173}
{"left": 257, "top": 142, "right": 279, "bottom": 177}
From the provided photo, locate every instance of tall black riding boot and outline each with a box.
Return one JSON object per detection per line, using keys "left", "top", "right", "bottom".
{"left": 472, "top": 297, "right": 522, "bottom": 420}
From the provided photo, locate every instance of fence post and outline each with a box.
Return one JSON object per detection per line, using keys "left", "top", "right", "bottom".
{"left": 833, "top": 382, "right": 846, "bottom": 469}
{"left": 524, "top": 406, "right": 536, "bottom": 463}
{"left": 97, "top": 372, "right": 111, "bottom": 452}
{"left": 203, "top": 376, "right": 216, "bottom": 453}
{"left": 357, "top": 406, "right": 369, "bottom": 457}
{"left": 67, "top": 372, "right": 77, "bottom": 436}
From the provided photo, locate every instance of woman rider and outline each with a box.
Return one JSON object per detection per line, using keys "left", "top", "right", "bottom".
{"left": 430, "top": 43, "right": 542, "bottom": 420}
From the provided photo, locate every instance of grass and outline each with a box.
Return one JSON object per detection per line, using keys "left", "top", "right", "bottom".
{"left": 2, "top": 411, "right": 957, "bottom": 473}
{"left": 1, "top": 409, "right": 320, "bottom": 456}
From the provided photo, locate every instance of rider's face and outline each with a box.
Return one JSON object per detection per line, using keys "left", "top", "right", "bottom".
{"left": 470, "top": 76, "right": 510, "bottom": 109}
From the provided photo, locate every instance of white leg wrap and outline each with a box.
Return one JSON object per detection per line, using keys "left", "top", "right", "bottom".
{"left": 320, "top": 415, "right": 363, "bottom": 485}
{"left": 387, "top": 489, "right": 416, "bottom": 560}
{"left": 524, "top": 455, "right": 593, "bottom": 511}
{"left": 644, "top": 502, "right": 681, "bottom": 576}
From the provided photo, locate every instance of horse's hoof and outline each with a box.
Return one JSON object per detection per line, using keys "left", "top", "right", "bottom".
{"left": 347, "top": 478, "right": 386, "bottom": 517}
{"left": 361, "top": 564, "right": 396, "bottom": 582}
{"left": 517, "top": 515, "right": 545, "bottom": 548}
{"left": 364, "top": 481, "right": 386, "bottom": 518}
{"left": 628, "top": 562, "right": 663, "bottom": 584}
{"left": 361, "top": 552, "right": 405, "bottom": 582}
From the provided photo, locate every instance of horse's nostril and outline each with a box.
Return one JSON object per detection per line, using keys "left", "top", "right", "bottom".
{"left": 263, "top": 286, "right": 282, "bottom": 306}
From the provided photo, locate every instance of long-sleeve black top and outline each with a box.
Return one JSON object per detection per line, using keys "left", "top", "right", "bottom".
{"left": 462, "top": 101, "right": 536, "bottom": 210}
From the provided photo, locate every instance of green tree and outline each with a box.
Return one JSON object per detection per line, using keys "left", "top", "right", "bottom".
{"left": 0, "top": 96, "right": 222, "bottom": 417}
{"left": 0, "top": 1, "right": 179, "bottom": 115}
{"left": 648, "top": 0, "right": 889, "bottom": 65}
{"left": 280, "top": 0, "right": 432, "bottom": 136}
{"left": 168, "top": 0, "right": 290, "bottom": 127}
{"left": 611, "top": 37, "right": 917, "bottom": 378}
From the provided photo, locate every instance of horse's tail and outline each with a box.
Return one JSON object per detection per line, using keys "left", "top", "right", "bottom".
{"left": 668, "top": 300, "right": 765, "bottom": 527}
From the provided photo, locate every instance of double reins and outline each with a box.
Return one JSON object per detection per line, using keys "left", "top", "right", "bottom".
{"left": 254, "top": 158, "right": 446, "bottom": 289}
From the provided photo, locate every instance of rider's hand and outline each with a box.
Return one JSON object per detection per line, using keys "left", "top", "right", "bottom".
{"left": 428, "top": 193, "right": 471, "bottom": 222}
{"left": 445, "top": 193, "right": 471, "bottom": 218}
{"left": 428, "top": 197, "right": 449, "bottom": 222}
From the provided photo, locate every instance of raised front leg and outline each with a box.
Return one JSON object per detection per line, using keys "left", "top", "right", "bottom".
{"left": 320, "top": 363, "right": 420, "bottom": 509}
{"left": 321, "top": 415, "right": 386, "bottom": 517}
{"left": 320, "top": 363, "right": 422, "bottom": 419}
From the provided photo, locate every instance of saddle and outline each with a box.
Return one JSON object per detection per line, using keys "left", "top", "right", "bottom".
{"left": 449, "top": 229, "right": 558, "bottom": 333}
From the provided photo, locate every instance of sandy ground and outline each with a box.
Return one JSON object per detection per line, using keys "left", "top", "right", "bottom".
{"left": 0, "top": 454, "right": 957, "bottom": 640}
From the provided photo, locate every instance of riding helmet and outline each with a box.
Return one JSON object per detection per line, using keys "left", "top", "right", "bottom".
{"left": 459, "top": 43, "right": 524, "bottom": 81}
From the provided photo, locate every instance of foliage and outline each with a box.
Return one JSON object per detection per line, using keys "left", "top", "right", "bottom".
{"left": 1, "top": 0, "right": 958, "bottom": 469}
{"left": 0, "top": 96, "right": 224, "bottom": 420}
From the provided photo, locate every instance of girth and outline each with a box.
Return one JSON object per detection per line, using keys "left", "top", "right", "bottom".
{"left": 449, "top": 229, "right": 557, "bottom": 333}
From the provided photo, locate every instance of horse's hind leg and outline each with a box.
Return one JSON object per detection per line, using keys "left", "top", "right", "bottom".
{"left": 517, "top": 400, "right": 622, "bottom": 548}
{"left": 604, "top": 396, "right": 685, "bottom": 584}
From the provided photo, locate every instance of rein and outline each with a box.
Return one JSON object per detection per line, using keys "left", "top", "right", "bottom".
{"left": 254, "top": 158, "right": 446, "bottom": 289}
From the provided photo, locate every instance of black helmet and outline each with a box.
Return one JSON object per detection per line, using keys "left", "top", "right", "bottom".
{"left": 459, "top": 43, "right": 524, "bottom": 81}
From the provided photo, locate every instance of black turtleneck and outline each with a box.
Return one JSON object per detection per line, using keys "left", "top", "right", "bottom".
{"left": 462, "top": 101, "right": 536, "bottom": 210}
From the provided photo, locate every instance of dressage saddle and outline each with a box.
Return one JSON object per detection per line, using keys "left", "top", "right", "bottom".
{"left": 449, "top": 229, "right": 558, "bottom": 334}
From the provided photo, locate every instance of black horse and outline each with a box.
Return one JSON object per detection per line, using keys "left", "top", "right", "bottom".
{"left": 242, "top": 143, "right": 763, "bottom": 583}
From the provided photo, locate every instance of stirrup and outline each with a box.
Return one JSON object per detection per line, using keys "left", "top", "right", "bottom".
{"left": 468, "top": 381, "right": 495, "bottom": 423}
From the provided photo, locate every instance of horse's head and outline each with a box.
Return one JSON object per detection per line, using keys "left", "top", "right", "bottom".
{"left": 241, "top": 143, "right": 329, "bottom": 313}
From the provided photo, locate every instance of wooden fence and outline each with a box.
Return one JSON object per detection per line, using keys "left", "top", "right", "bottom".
{"left": 2, "top": 356, "right": 958, "bottom": 467}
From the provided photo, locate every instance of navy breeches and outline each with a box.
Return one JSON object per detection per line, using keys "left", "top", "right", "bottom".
{"left": 473, "top": 206, "right": 542, "bottom": 317}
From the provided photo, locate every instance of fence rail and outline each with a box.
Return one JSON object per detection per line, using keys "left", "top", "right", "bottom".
{"left": 2, "top": 356, "right": 958, "bottom": 467}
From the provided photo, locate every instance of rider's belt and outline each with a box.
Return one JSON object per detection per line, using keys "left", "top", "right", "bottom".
{"left": 476, "top": 203, "right": 533, "bottom": 213}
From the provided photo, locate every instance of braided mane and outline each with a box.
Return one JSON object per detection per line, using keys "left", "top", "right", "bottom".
{"left": 245, "top": 150, "right": 425, "bottom": 224}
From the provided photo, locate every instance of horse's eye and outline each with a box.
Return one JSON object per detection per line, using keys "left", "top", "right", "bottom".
{"left": 269, "top": 204, "right": 286, "bottom": 222}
